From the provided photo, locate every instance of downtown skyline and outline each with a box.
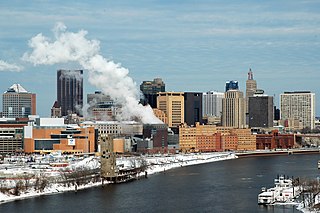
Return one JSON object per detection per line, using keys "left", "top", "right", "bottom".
{"left": 0, "top": 0, "right": 319, "bottom": 116}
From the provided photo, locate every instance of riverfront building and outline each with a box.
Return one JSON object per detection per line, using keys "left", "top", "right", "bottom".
{"left": 231, "top": 129, "right": 256, "bottom": 151}
{"left": 280, "top": 91, "right": 315, "bottom": 129}
{"left": 2, "top": 84, "right": 36, "bottom": 118}
{"left": 179, "top": 123, "right": 255, "bottom": 152}
{"left": 157, "top": 92, "right": 184, "bottom": 127}
{"left": 222, "top": 90, "right": 246, "bottom": 128}
{"left": 256, "top": 130, "right": 295, "bottom": 150}
{"left": 57, "top": 69, "right": 83, "bottom": 116}
{"left": 140, "top": 78, "right": 165, "bottom": 108}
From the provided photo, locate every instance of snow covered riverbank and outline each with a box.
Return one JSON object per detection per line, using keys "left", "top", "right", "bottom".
{"left": 0, "top": 152, "right": 237, "bottom": 204}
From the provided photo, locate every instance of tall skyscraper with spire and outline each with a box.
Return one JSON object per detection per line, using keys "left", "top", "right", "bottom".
{"left": 57, "top": 69, "right": 83, "bottom": 116}
{"left": 245, "top": 68, "right": 257, "bottom": 114}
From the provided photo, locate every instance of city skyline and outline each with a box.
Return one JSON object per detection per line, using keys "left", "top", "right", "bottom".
{"left": 0, "top": 0, "right": 319, "bottom": 116}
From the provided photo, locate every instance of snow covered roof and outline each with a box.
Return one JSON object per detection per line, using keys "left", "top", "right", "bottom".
{"left": 5, "top": 84, "right": 28, "bottom": 93}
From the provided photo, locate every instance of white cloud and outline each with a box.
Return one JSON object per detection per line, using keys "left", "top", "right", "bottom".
{"left": 0, "top": 60, "right": 23, "bottom": 72}
{"left": 23, "top": 22, "right": 162, "bottom": 124}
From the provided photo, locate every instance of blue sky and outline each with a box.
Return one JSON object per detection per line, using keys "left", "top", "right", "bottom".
{"left": 0, "top": 0, "right": 319, "bottom": 116}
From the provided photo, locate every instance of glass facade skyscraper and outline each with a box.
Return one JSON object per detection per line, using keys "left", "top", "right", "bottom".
{"left": 57, "top": 69, "right": 83, "bottom": 116}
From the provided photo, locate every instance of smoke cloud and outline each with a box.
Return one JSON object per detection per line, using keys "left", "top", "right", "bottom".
{"left": 0, "top": 60, "right": 23, "bottom": 72}
{"left": 23, "top": 22, "right": 162, "bottom": 124}
{"left": 59, "top": 69, "right": 83, "bottom": 82}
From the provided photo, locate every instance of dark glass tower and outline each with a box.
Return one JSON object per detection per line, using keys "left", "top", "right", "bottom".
{"left": 140, "top": 78, "right": 165, "bottom": 108}
{"left": 184, "top": 92, "right": 203, "bottom": 126}
{"left": 57, "top": 69, "right": 83, "bottom": 116}
{"left": 248, "top": 95, "right": 273, "bottom": 128}
{"left": 225, "top": 80, "right": 239, "bottom": 92}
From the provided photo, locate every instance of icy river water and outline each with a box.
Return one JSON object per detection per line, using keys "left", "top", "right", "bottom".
{"left": 1, "top": 153, "right": 320, "bottom": 213}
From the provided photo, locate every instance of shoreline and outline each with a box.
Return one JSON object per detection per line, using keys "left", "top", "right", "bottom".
{"left": 1, "top": 150, "right": 319, "bottom": 211}
{"left": 0, "top": 152, "right": 237, "bottom": 205}
{"left": 235, "top": 148, "right": 320, "bottom": 158}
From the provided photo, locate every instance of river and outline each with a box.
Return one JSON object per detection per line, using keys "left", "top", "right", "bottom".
{"left": 1, "top": 153, "right": 319, "bottom": 213}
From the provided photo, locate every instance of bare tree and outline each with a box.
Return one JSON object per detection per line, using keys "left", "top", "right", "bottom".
{"left": 299, "top": 177, "right": 320, "bottom": 210}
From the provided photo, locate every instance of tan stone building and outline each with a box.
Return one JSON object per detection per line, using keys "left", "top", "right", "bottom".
{"left": 231, "top": 128, "right": 256, "bottom": 151}
{"left": 221, "top": 134, "right": 238, "bottom": 151}
{"left": 179, "top": 123, "right": 197, "bottom": 151}
{"left": 222, "top": 90, "right": 245, "bottom": 128}
{"left": 153, "top": 108, "right": 167, "bottom": 124}
{"left": 180, "top": 122, "right": 256, "bottom": 152}
{"left": 179, "top": 123, "right": 217, "bottom": 152}
{"left": 157, "top": 92, "right": 184, "bottom": 127}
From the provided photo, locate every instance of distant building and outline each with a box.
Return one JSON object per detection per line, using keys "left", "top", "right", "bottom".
{"left": 153, "top": 108, "right": 167, "bottom": 124}
{"left": 143, "top": 124, "right": 168, "bottom": 153}
{"left": 222, "top": 90, "right": 245, "bottom": 128}
{"left": 274, "top": 106, "right": 280, "bottom": 121}
{"left": 157, "top": 92, "right": 184, "bottom": 127}
{"left": 248, "top": 95, "right": 273, "bottom": 128}
{"left": 51, "top": 101, "right": 62, "bottom": 118}
{"left": 140, "top": 78, "right": 165, "bottom": 108}
{"left": 2, "top": 84, "right": 36, "bottom": 118}
{"left": 184, "top": 92, "right": 203, "bottom": 126}
{"left": 81, "top": 121, "right": 143, "bottom": 137}
{"left": 245, "top": 68, "right": 257, "bottom": 114}
{"left": 280, "top": 91, "right": 315, "bottom": 129}
{"left": 225, "top": 80, "right": 239, "bottom": 92}
{"left": 57, "top": 69, "right": 83, "bottom": 116}
{"left": 87, "top": 91, "right": 119, "bottom": 120}
{"left": 87, "top": 91, "right": 112, "bottom": 105}
{"left": 202, "top": 91, "right": 224, "bottom": 117}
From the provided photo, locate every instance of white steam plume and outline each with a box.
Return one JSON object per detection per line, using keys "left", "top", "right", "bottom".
{"left": 23, "top": 22, "right": 162, "bottom": 124}
{"left": 0, "top": 60, "right": 23, "bottom": 72}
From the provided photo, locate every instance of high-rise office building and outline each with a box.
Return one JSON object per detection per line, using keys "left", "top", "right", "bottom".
{"left": 222, "top": 90, "right": 245, "bottom": 128}
{"left": 57, "top": 69, "right": 83, "bottom": 116}
{"left": 184, "top": 92, "right": 203, "bottom": 126}
{"left": 202, "top": 91, "right": 224, "bottom": 117}
{"left": 140, "top": 78, "right": 165, "bottom": 108}
{"left": 2, "top": 84, "right": 36, "bottom": 118}
{"left": 280, "top": 91, "right": 315, "bottom": 129}
{"left": 157, "top": 92, "right": 184, "bottom": 127}
{"left": 225, "top": 80, "right": 239, "bottom": 92}
{"left": 245, "top": 68, "right": 257, "bottom": 114}
{"left": 248, "top": 94, "right": 273, "bottom": 128}
{"left": 274, "top": 106, "right": 280, "bottom": 121}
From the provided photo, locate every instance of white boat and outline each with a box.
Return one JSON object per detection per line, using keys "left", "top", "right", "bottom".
{"left": 258, "top": 187, "right": 279, "bottom": 205}
{"left": 258, "top": 175, "right": 298, "bottom": 205}
{"left": 317, "top": 160, "right": 320, "bottom": 169}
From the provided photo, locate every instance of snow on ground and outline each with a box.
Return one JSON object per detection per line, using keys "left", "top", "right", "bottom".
{"left": 0, "top": 152, "right": 236, "bottom": 204}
